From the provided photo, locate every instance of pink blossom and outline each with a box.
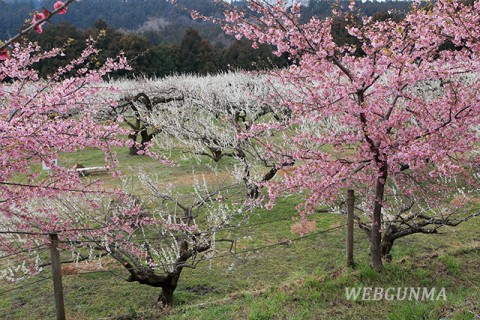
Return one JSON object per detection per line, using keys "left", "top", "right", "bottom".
{"left": 42, "top": 8, "right": 52, "bottom": 19}
{"left": 207, "top": 0, "right": 480, "bottom": 270}
{"left": 0, "top": 48, "right": 10, "bottom": 60}
{"left": 54, "top": 1, "right": 67, "bottom": 14}
{"left": 31, "top": 12, "right": 46, "bottom": 33}
{"left": 34, "top": 12, "right": 45, "bottom": 20}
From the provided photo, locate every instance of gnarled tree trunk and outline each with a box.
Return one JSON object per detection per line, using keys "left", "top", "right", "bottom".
{"left": 128, "top": 130, "right": 154, "bottom": 155}
{"left": 380, "top": 234, "right": 395, "bottom": 262}
{"left": 157, "top": 271, "right": 182, "bottom": 308}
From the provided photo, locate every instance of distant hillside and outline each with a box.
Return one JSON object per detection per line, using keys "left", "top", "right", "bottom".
{"left": 1, "top": 0, "right": 414, "bottom": 77}
{"left": 1, "top": 0, "right": 413, "bottom": 45}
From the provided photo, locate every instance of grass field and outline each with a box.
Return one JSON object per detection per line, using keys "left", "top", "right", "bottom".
{"left": 0, "top": 116, "right": 479, "bottom": 319}
{"left": 0, "top": 144, "right": 479, "bottom": 319}
{"left": 0, "top": 201, "right": 478, "bottom": 319}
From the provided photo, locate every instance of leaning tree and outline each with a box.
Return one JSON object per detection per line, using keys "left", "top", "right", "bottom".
{"left": 187, "top": 0, "right": 480, "bottom": 270}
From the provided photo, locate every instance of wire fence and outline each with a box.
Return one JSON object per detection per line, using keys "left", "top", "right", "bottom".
{"left": 0, "top": 222, "right": 346, "bottom": 299}
{"left": 0, "top": 244, "right": 48, "bottom": 261}
{"left": 0, "top": 212, "right": 336, "bottom": 246}
{"left": 209, "top": 223, "right": 346, "bottom": 260}
{"left": 0, "top": 209, "right": 337, "bottom": 239}
{"left": 0, "top": 276, "right": 51, "bottom": 297}
{"left": 0, "top": 213, "right": 342, "bottom": 268}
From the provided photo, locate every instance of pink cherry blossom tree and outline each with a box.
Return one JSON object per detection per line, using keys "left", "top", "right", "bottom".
{"left": 195, "top": 0, "right": 480, "bottom": 270}
{"left": 0, "top": 0, "right": 135, "bottom": 276}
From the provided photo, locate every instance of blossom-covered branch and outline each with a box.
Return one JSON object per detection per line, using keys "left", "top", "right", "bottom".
{"left": 0, "top": 0, "right": 75, "bottom": 53}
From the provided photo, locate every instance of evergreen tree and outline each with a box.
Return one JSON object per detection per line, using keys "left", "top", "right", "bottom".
{"left": 144, "top": 44, "right": 178, "bottom": 77}
{"left": 178, "top": 28, "right": 218, "bottom": 75}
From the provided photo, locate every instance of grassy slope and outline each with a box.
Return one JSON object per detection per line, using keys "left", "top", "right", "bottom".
{"left": 0, "top": 146, "right": 479, "bottom": 319}
{"left": 0, "top": 195, "right": 478, "bottom": 319}
{"left": 164, "top": 216, "right": 480, "bottom": 320}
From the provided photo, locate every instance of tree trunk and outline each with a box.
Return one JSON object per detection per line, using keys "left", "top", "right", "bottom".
{"left": 140, "top": 130, "right": 153, "bottom": 146}
{"left": 371, "top": 162, "right": 388, "bottom": 271}
{"left": 128, "top": 133, "right": 139, "bottom": 156}
{"left": 129, "top": 131, "right": 152, "bottom": 156}
{"left": 245, "top": 180, "right": 260, "bottom": 199}
{"left": 380, "top": 225, "right": 397, "bottom": 262}
{"left": 157, "top": 270, "right": 181, "bottom": 308}
{"left": 158, "top": 285, "right": 175, "bottom": 308}
{"left": 157, "top": 241, "right": 189, "bottom": 308}
{"left": 381, "top": 238, "right": 394, "bottom": 262}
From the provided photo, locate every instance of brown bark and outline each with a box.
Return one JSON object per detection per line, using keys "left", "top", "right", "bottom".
{"left": 157, "top": 272, "right": 181, "bottom": 308}
{"left": 128, "top": 133, "right": 138, "bottom": 155}
{"left": 371, "top": 161, "right": 387, "bottom": 271}
{"left": 128, "top": 130, "right": 153, "bottom": 155}
{"left": 346, "top": 190, "right": 355, "bottom": 267}
{"left": 158, "top": 286, "right": 175, "bottom": 307}
{"left": 380, "top": 239, "right": 394, "bottom": 262}
{"left": 124, "top": 267, "right": 182, "bottom": 308}
{"left": 357, "top": 89, "right": 386, "bottom": 271}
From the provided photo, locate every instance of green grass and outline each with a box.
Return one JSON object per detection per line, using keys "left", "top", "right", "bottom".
{"left": 1, "top": 144, "right": 479, "bottom": 319}
{"left": 0, "top": 209, "right": 478, "bottom": 319}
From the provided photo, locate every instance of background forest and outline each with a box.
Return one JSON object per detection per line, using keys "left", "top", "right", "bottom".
{"left": 1, "top": 0, "right": 412, "bottom": 76}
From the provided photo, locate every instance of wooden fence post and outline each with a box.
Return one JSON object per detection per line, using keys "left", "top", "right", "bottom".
{"left": 346, "top": 189, "right": 355, "bottom": 267}
{"left": 49, "top": 233, "right": 66, "bottom": 320}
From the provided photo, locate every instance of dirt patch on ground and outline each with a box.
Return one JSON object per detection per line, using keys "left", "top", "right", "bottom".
{"left": 186, "top": 284, "right": 217, "bottom": 294}
{"left": 61, "top": 258, "right": 118, "bottom": 275}
{"left": 290, "top": 220, "right": 317, "bottom": 235}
